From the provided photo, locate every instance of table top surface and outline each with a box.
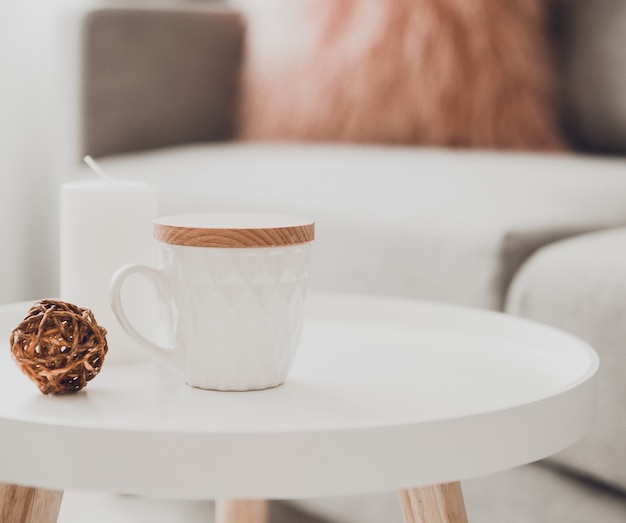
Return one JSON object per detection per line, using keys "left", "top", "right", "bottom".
{"left": 0, "top": 293, "right": 598, "bottom": 499}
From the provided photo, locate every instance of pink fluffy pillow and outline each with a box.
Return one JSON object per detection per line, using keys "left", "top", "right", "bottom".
{"left": 236, "top": 0, "right": 565, "bottom": 150}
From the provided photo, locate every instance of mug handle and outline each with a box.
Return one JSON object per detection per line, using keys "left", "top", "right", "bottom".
{"left": 109, "top": 264, "right": 178, "bottom": 370}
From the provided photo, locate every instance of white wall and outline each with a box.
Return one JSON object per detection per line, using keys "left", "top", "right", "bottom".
{"left": 0, "top": 1, "right": 201, "bottom": 305}
{"left": 0, "top": 1, "right": 96, "bottom": 304}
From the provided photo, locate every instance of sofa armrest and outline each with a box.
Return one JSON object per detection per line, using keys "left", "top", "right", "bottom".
{"left": 505, "top": 226, "right": 626, "bottom": 491}
{"left": 82, "top": 4, "right": 245, "bottom": 158}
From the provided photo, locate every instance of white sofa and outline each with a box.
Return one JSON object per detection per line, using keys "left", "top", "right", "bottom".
{"left": 65, "top": 3, "right": 626, "bottom": 522}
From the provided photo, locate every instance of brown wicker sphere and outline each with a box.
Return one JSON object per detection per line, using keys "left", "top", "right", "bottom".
{"left": 10, "top": 300, "right": 108, "bottom": 394}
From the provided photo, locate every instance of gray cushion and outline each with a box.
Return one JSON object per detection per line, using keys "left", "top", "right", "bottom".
{"left": 83, "top": 7, "right": 244, "bottom": 158}
{"left": 87, "top": 143, "right": 626, "bottom": 310}
{"left": 506, "top": 227, "right": 626, "bottom": 491}
{"left": 553, "top": 0, "right": 626, "bottom": 152}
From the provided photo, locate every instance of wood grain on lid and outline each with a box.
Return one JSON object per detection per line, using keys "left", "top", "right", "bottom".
{"left": 153, "top": 213, "right": 315, "bottom": 248}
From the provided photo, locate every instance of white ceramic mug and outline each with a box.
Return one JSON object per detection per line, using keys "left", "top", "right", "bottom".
{"left": 110, "top": 213, "right": 314, "bottom": 391}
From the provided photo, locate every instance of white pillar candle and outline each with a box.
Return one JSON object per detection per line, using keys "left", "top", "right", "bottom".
{"left": 60, "top": 179, "right": 158, "bottom": 364}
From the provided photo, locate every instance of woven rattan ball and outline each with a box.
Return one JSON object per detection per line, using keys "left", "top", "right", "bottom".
{"left": 10, "top": 300, "right": 108, "bottom": 394}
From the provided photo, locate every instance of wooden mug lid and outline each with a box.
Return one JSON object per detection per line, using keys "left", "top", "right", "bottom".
{"left": 153, "top": 213, "right": 315, "bottom": 248}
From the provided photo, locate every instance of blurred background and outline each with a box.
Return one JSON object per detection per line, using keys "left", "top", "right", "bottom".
{"left": 0, "top": 0, "right": 93, "bottom": 304}
{"left": 2, "top": 0, "right": 626, "bottom": 305}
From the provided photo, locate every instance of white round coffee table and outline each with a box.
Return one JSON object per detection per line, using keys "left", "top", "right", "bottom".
{"left": 0, "top": 293, "right": 598, "bottom": 523}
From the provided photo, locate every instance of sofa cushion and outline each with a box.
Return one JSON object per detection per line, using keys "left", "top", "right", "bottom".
{"left": 89, "top": 142, "right": 626, "bottom": 308}
{"left": 236, "top": 0, "right": 564, "bottom": 150}
{"left": 91, "top": 143, "right": 626, "bottom": 310}
{"left": 506, "top": 227, "right": 626, "bottom": 491}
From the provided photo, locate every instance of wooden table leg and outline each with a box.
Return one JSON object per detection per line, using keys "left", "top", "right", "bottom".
{"left": 399, "top": 482, "right": 468, "bottom": 523}
{"left": 0, "top": 483, "right": 63, "bottom": 523}
{"left": 215, "top": 499, "right": 269, "bottom": 523}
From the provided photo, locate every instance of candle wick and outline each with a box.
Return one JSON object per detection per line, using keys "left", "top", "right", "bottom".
{"left": 83, "top": 155, "right": 115, "bottom": 184}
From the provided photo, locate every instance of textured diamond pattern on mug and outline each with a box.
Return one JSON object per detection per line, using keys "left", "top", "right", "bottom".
{"left": 164, "top": 244, "right": 311, "bottom": 390}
